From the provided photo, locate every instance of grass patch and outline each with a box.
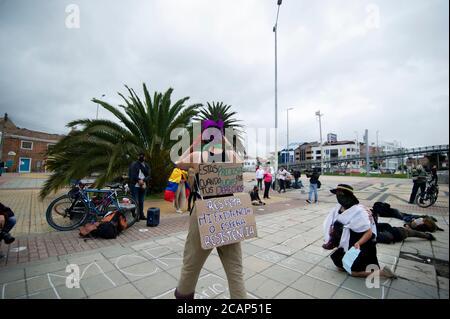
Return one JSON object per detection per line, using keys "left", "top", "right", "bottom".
{"left": 145, "top": 192, "right": 165, "bottom": 200}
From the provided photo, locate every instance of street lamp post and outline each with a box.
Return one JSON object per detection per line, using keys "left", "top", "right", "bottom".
{"left": 315, "top": 111, "right": 324, "bottom": 172}
{"left": 354, "top": 131, "right": 359, "bottom": 168}
{"left": 96, "top": 94, "right": 106, "bottom": 120}
{"left": 286, "top": 107, "right": 294, "bottom": 171}
{"left": 273, "top": 0, "right": 282, "bottom": 178}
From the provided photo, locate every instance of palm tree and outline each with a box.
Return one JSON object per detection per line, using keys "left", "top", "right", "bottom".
{"left": 40, "top": 83, "right": 201, "bottom": 199}
{"left": 196, "top": 102, "right": 243, "bottom": 132}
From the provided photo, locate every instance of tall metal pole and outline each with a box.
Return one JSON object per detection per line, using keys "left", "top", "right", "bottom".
{"left": 286, "top": 107, "right": 293, "bottom": 171}
{"left": 273, "top": 0, "right": 282, "bottom": 180}
{"left": 96, "top": 94, "right": 106, "bottom": 120}
{"left": 354, "top": 131, "right": 359, "bottom": 168}
{"left": 316, "top": 111, "right": 324, "bottom": 172}
{"left": 365, "top": 129, "right": 370, "bottom": 176}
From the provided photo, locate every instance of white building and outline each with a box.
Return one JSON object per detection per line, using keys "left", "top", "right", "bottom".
{"left": 311, "top": 140, "right": 360, "bottom": 170}
{"left": 379, "top": 140, "right": 403, "bottom": 172}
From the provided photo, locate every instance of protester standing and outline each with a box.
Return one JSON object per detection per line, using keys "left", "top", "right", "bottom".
{"left": 128, "top": 153, "right": 150, "bottom": 220}
{"left": 263, "top": 168, "right": 273, "bottom": 199}
{"left": 278, "top": 166, "right": 288, "bottom": 193}
{"left": 256, "top": 166, "right": 264, "bottom": 190}
{"left": 306, "top": 168, "right": 320, "bottom": 204}
{"left": 408, "top": 165, "right": 427, "bottom": 204}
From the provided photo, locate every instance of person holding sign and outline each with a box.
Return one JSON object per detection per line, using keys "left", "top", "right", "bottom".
{"left": 323, "top": 184, "right": 396, "bottom": 278}
{"left": 174, "top": 121, "right": 249, "bottom": 299}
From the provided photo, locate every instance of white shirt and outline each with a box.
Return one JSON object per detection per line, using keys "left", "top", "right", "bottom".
{"left": 256, "top": 168, "right": 265, "bottom": 179}
{"left": 278, "top": 169, "right": 288, "bottom": 180}
{"left": 135, "top": 169, "right": 146, "bottom": 189}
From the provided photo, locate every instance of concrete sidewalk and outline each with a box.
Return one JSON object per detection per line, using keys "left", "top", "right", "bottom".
{"left": 0, "top": 201, "right": 448, "bottom": 299}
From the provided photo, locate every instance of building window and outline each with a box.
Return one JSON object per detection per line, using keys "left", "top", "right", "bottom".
{"left": 21, "top": 141, "right": 33, "bottom": 150}
{"left": 47, "top": 143, "right": 56, "bottom": 151}
{"left": 316, "top": 150, "right": 321, "bottom": 154}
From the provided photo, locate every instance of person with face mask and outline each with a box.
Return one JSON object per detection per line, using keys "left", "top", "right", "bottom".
{"left": 128, "top": 152, "right": 151, "bottom": 220}
{"left": 322, "top": 184, "right": 397, "bottom": 279}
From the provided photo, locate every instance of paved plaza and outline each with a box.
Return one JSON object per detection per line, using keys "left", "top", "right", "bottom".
{"left": 0, "top": 173, "right": 448, "bottom": 299}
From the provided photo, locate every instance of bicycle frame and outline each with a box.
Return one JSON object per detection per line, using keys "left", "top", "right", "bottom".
{"left": 78, "top": 188, "right": 120, "bottom": 218}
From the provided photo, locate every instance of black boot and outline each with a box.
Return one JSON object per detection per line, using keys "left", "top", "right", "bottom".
{"left": 174, "top": 288, "right": 195, "bottom": 299}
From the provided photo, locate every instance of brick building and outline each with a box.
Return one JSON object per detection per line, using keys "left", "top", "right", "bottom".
{"left": 0, "top": 113, "right": 65, "bottom": 173}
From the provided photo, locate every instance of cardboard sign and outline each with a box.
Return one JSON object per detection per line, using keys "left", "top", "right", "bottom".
{"left": 195, "top": 194, "right": 257, "bottom": 250}
{"left": 198, "top": 163, "right": 244, "bottom": 197}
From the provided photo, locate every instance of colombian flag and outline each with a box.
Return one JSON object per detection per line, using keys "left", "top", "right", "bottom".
{"left": 164, "top": 168, "right": 191, "bottom": 202}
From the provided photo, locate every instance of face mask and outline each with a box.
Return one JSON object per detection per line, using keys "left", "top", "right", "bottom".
{"left": 138, "top": 156, "right": 145, "bottom": 162}
{"left": 336, "top": 193, "right": 356, "bottom": 209}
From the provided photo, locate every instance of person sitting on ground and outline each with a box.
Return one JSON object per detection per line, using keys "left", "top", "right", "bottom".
{"left": 322, "top": 184, "right": 396, "bottom": 279}
{"left": 250, "top": 186, "right": 265, "bottom": 206}
{"left": 0, "top": 202, "right": 16, "bottom": 259}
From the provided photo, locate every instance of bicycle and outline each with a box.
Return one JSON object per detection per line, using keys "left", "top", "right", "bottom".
{"left": 46, "top": 181, "right": 139, "bottom": 231}
{"left": 416, "top": 180, "right": 439, "bottom": 208}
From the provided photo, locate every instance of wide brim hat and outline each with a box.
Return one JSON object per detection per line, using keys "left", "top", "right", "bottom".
{"left": 330, "top": 184, "right": 359, "bottom": 202}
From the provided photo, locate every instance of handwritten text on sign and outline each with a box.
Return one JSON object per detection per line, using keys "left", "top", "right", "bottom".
{"left": 198, "top": 163, "right": 244, "bottom": 197}
{"left": 196, "top": 194, "right": 257, "bottom": 249}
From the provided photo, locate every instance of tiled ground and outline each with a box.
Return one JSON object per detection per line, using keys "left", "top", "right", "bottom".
{"left": 0, "top": 202, "right": 447, "bottom": 299}
{"left": 0, "top": 173, "right": 448, "bottom": 299}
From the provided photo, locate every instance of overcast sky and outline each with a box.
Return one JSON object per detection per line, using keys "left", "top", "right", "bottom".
{"left": 0, "top": 0, "right": 448, "bottom": 155}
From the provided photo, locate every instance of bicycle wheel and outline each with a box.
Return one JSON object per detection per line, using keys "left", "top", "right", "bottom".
{"left": 415, "top": 191, "right": 435, "bottom": 208}
{"left": 106, "top": 195, "right": 139, "bottom": 228}
{"left": 46, "top": 194, "right": 90, "bottom": 231}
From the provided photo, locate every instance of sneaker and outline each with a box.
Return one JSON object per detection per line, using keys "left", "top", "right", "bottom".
{"left": 305, "top": 200, "right": 311, "bottom": 204}
{"left": 322, "top": 241, "right": 337, "bottom": 250}
{"left": 176, "top": 210, "right": 183, "bottom": 214}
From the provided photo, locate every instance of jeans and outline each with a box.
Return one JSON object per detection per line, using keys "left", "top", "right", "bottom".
{"left": 309, "top": 183, "right": 318, "bottom": 202}
{"left": 2, "top": 216, "right": 16, "bottom": 233}
{"left": 131, "top": 186, "right": 146, "bottom": 218}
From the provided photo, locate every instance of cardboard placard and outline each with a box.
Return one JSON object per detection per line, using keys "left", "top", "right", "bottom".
{"left": 198, "top": 163, "right": 244, "bottom": 197}
{"left": 195, "top": 194, "right": 257, "bottom": 250}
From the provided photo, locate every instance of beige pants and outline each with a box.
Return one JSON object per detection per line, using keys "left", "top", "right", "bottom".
{"left": 176, "top": 205, "right": 247, "bottom": 299}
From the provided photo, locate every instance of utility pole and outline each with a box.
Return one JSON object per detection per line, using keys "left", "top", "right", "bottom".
{"left": 354, "top": 131, "right": 359, "bottom": 168}
{"left": 365, "top": 129, "right": 370, "bottom": 176}
{"left": 273, "top": 0, "right": 282, "bottom": 180}
{"left": 315, "top": 111, "right": 324, "bottom": 172}
{"left": 286, "top": 107, "right": 294, "bottom": 171}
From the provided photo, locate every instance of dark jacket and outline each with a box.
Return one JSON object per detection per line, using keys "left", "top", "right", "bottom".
{"left": 128, "top": 161, "right": 150, "bottom": 186}
{"left": 250, "top": 190, "right": 261, "bottom": 202}
{"left": 306, "top": 171, "right": 320, "bottom": 184}
{"left": 0, "top": 202, "right": 14, "bottom": 222}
